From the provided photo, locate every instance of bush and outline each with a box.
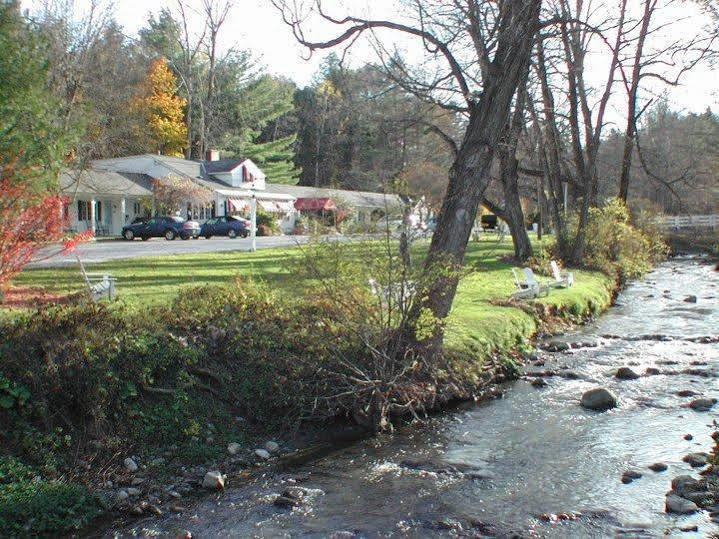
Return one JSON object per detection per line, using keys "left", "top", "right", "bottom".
{"left": 255, "top": 208, "right": 279, "bottom": 235}
{"left": 0, "top": 456, "right": 100, "bottom": 536}
{"left": 572, "top": 198, "right": 667, "bottom": 281}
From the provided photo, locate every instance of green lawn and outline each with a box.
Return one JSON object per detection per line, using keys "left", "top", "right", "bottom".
{"left": 8, "top": 235, "right": 616, "bottom": 357}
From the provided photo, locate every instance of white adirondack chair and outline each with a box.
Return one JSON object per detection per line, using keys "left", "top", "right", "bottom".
{"left": 511, "top": 268, "right": 539, "bottom": 299}
{"left": 511, "top": 267, "right": 550, "bottom": 299}
{"left": 76, "top": 254, "right": 116, "bottom": 301}
{"left": 522, "top": 268, "right": 551, "bottom": 297}
{"left": 550, "top": 260, "right": 574, "bottom": 288}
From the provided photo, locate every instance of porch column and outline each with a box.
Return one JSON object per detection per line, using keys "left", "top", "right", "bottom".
{"left": 250, "top": 196, "right": 257, "bottom": 252}
{"left": 90, "top": 198, "right": 96, "bottom": 235}
{"left": 120, "top": 198, "right": 126, "bottom": 235}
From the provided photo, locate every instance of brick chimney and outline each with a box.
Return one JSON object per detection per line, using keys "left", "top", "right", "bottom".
{"left": 206, "top": 149, "right": 220, "bottom": 161}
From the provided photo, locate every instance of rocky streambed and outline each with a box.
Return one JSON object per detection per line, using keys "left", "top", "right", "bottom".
{"left": 105, "top": 256, "right": 718, "bottom": 538}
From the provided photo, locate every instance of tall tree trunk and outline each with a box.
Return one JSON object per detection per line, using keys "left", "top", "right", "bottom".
{"left": 618, "top": 0, "right": 652, "bottom": 202}
{"left": 405, "top": 0, "right": 542, "bottom": 354}
{"left": 502, "top": 169, "right": 531, "bottom": 261}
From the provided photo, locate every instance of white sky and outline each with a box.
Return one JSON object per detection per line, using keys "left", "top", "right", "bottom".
{"left": 21, "top": 0, "right": 719, "bottom": 123}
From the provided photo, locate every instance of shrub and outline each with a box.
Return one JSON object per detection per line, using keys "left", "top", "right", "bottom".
{"left": 568, "top": 198, "right": 667, "bottom": 281}
{"left": 0, "top": 456, "right": 100, "bottom": 536}
{"left": 255, "top": 208, "right": 279, "bottom": 235}
{"left": 0, "top": 163, "right": 67, "bottom": 293}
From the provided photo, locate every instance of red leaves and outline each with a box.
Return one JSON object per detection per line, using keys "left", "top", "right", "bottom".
{"left": 0, "top": 162, "right": 92, "bottom": 291}
{"left": 61, "top": 229, "right": 95, "bottom": 254}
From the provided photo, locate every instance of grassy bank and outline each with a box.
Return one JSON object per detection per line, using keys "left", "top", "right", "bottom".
{"left": 0, "top": 236, "right": 616, "bottom": 535}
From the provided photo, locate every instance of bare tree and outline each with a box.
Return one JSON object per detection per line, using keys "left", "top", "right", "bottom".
{"left": 529, "top": 0, "right": 626, "bottom": 262}
{"left": 200, "top": 0, "right": 233, "bottom": 157}
{"left": 617, "top": 0, "right": 717, "bottom": 201}
{"left": 272, "top": 0, "right": 543, "bottom": 355}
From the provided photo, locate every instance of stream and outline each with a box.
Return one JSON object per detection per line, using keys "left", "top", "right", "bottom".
{"left": 113, "top": 257, "right": 718, "bottom": 538}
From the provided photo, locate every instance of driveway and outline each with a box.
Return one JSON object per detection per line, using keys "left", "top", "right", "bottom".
{"left": 28, "top": 235, "right": 317, "bottom": 268}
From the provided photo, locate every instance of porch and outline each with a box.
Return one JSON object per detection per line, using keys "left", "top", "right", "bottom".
{"left": 69, "top": 196, "right": 147, "bottom": 237}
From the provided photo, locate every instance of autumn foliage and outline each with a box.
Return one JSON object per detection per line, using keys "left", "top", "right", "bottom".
{"left": 0, "top": 161, "right": 92, "bottom": 293}
{"left": 133, "top": 58, "right": 188, "bottom": 157}
{"left": 152, "top": 174, "right": 213, "bottom": 214}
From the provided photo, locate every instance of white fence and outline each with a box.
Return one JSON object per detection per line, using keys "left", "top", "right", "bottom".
{"left": 654, "top": 214, "right": 718, "bottom": 229}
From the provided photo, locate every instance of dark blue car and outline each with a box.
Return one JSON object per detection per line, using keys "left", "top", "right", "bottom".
{"left": 122, "top": 216, "right": 200, "bottom": 241}
{"left": 200, "top": 215, "right": 250, "bottom": 239}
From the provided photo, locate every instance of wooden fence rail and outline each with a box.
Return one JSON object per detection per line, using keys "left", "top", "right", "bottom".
{"left": 654, "top": 214, "right": 718, "bottom": 229}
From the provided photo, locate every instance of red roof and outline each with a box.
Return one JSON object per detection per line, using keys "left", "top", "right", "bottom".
{"left": 294, "top": 197, "right": 337, "bottom": 211}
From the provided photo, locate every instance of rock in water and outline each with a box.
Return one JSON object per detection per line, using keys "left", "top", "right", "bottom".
{"left": 689, "top": 398, "right": 717, "bottom": 411}
{"left": 648, "top": 462, "right": 668, "bottom": 472}
{"left": 254, "top": 449, "right": 271, "bottom": 460}
{"left": 123, "top": 458, "right": 138, "bottom": 473}
{"left": 202, "top": 471, "right": 225, "bottom": 490}
{"left": 580, "top": 388, "right": 618, "bottom": 411}
{"left": 227, "top": 442, "right": 242, "bottom": 455}
{"left": 671, "top": 475, "right": 702, "bottom": 497}
{"left": 621, "top": 470, "right": 642, "bottom": 484}
{"left": 682, "top": 453, "right": 708, "bottom": 468}
{"left": 665, "top": 494, "right": 698, "bottom": 514}
{"left": 615, "top": 367, "right": 640, "bottom": 380}
{"left": 265, "top": 441, "right": 280, "bottom": 453}
{"left": 542, "top": 341, "right": 570, "bottom": 352}
{"left": 684, "top": 295, "right": 698, "bottom": 303}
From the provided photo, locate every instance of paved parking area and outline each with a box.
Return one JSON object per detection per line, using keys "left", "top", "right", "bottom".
{"left": 28, "top": 235, "right": 316, "bottom": 268}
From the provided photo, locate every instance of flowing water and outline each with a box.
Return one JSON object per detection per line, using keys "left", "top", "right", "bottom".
{"left": 115, "top": 257, "right": 718, "bottom": 538}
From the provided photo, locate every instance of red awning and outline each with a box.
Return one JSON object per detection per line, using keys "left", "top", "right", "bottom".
{"left": 294, "top": 197, "right": 337, "bottom": 211}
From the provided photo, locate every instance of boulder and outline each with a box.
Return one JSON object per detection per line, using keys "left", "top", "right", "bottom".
{"left": 676, "top": 390, "right": 699, "bottom": 397}
{"left": 665, "top": 494, "right": 698, "bottom": 514}
{"left": 684, "top": 295, "right": 698, "bottom": 303}
{"left": 689, "top": 398, "right": 717, "bottom": 411}
{"left": 683, "top": 490, "right": 714, "bottom": 506}
{"left": 648, "top": 462, "right": 668, "bottom": 472}
{"left": 682, "top": 453, "right": 708, "bottom": 468}
{"left": 126, "top": 487, "right": 141, "bottom": 496}
{"left": 254, "top": 449, "right": 271, "bottom": 460}
{"left": 671, "top": 475, "right": 703, "bottom": 497}
{"left": 616, "top": 367, "right": 640, "bottom": 380}
{"left": 621, "top": 470, "right": 642, "bottom": 484}
{"left": 123, "top": 457, "right": 138, "bottom": 473}
{"left": 202, "top": 471, "right": 225, "bottom": 490}
{"left": 684, "top": 434, "right": 693, "bottom": 441}
{"left": 265, "top": 441, "right": 280, "bottom": 454}
{"left": 274, "top": 495, "right": 301, "bottom": 508}
{"left": 580, "top": 388, "right": 618, "bottom": 411}
{"left": 542, "top": 341, "right": 570, "bottom": 352}
{"left": 645, "top": 367, "right": 661, "bottom": 376}
{"left": 227, "top": 442, "right": 242, "bottom": 455}
{"left": 116, "top": 489, "right": 129, "bottom": 502}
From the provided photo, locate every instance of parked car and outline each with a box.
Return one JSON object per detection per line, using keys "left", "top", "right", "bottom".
{"left": 122, "top": 216, "right": 200, "bottom": 241}
{"left": 200, "top": 215, "right": 250, "bottom": 239}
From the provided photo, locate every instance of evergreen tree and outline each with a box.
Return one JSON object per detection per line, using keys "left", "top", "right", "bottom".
{"left": 221, "top": 75, "right": 300, "bottom": 184}
{"left": 0, "top": 1, "right": 74, "bottom": 187}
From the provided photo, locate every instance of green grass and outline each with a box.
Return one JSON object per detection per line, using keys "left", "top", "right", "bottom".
{"left": 8, "top": 235, "right": 616, "bottom": 350}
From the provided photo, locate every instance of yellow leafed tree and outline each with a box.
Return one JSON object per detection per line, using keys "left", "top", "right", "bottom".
{"left": 134, "top": 58, "right": 187, "bottom": 157}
